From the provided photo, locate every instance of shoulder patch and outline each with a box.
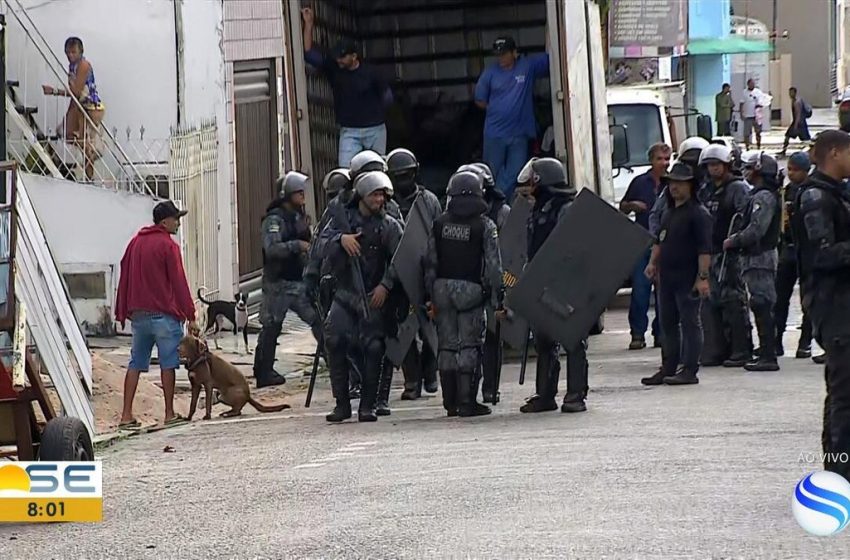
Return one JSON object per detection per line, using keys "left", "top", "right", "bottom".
{"left": 800, "top": 187, "right": 824, "bottom": 211}
{"left": 267, "top": 222, "right": 281, "bottom": 233}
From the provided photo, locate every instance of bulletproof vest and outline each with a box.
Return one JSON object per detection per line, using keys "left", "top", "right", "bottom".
{"left": 704, "top": 178, "right": 747, "bottom": 254}
{"left": 740, "top": 187, "right": 781, "bottom": 254}
{"left": 793, "top": 174, "right": 850, "bottom": 279}
{"left": 528, "top": 194, "right": 570, "bottom": 260}
{"left": 262, "top": 208, "right": 311, "bottom": 281}
{"left": 781, "top": 183, "right": 801, "bottom": 247}
{"left": 433, "top": 213, "right": 485, "bottom": 283}
{"left": 357, "top": 213, "right": 389, "bottom": 292}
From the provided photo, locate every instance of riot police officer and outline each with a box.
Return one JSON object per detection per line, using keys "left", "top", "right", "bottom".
{"left": 792, "top": 129, "right": 850, "bottom": 479}
{"left": 350, "top": 149, "right": 403, "bottom": 221}
{"left": 386, "top": 148, "right": 443, "bottom": 399}
{"left": 457, "top": 162, "right": 509, "bottom": 403}
{"left": 774, "top": 151, "right": 813, "bottom": 358}
{"left": 723, "top": 151, "right": 782, "bottom": 371}
{"left": 697, "top": 144, "right": 753, "bottom": 367}
{"left": 424, "top": 171, "right": 503, "bottom": 417}
{"left": 318, "top": 170, "right": 403, "bottom": 422}
{"left": 518, "top": 157, "right": 588, "bottom": 414}
{"left": 253, "top": 171, "right": 323, "bottom": 387}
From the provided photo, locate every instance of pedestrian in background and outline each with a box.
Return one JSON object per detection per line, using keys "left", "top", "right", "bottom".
{"left": 778, "top": 87, "right": 812, "bottom": 158}
{"left": 620, "top": 142, "right": 670, "bottom": 350}
{"left": 643, "top": 163, "right": 712, "bottom": 386}
{"left": 740, "top": 79, "right": 764, "bottom": 150}
{"left": 474, "top": 36, "right": 550, "bottom": 202}
{"left": 715, "top": 83, "right": 734, "bottom": 136}
{"left": 115, "top": 201, "right": 197, "bottom": 428}
{"left": 302, "top": 7, "right": 391, "bottom": 167}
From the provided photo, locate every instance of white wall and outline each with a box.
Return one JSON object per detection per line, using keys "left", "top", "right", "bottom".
{"left": 22, "top": 173, "right": 157, "bottom": 334}
{"left": 6, "top": 0, "right": 178, "bottom": 142}
{"left": 180, "top": 0, "right": 236, "bottom": 299}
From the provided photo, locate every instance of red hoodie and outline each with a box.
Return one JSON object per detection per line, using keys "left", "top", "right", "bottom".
{"left": 114, "top": 225, "right": 195, "bottom": 327}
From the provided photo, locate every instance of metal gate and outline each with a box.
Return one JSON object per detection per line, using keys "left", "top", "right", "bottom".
{"left": 169, "top": 121, "right": 221, "bottom": 300}
{"left": 234, "top": 60, "right": 279, "bottom": 278}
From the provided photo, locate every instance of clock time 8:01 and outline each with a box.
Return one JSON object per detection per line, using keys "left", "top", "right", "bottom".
{"left": 27, "top": 502, "right": 65, "bottom": 517}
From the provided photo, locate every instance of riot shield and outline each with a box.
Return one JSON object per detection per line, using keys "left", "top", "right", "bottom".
{"left": 496, "top": 195, "right": 533, "bottom": 348}
{"left": 387, "top": 194, "right": 437, "bottom": 364}
{"left": 509, "top": 189, "right": 653, "bottom": 350}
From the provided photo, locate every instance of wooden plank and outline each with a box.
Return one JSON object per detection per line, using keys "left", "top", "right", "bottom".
{"left": 11, "top": 301, "right": 26, "bottom": 389}
{"left": 16, "top": 179, "right": 92, "bottom": 389}
{"left": 5, "top": 94, "right": 62, "bottom": 179}
{"left": 14, "top": 229, "right": 93, "bottom": 434}
{"left": 13, "top": 402, "right": 34, "bottom": 461}
{"left": 26, "top": 353, "right": 56, "bottom": 422}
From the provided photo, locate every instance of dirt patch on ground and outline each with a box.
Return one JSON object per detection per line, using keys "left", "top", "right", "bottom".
{"left": 92, "top": 354, "right": 166, "bottom": 433}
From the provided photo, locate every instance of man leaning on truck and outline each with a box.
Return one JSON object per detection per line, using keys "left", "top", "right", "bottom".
{"left": 302, "top": 7, "right": 392, "bottom": 167}
{"left": 475, "top": 36, "right": 549, "bottom": 203}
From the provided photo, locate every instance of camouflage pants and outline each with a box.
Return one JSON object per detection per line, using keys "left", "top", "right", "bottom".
{"left": 743, "top": 268, "right": 777, "bottom": 309}
{"left": 702, "top": 253, "right": 752, "bottom": 361}
{"left": 432, "top": 279, "right": 486, "bottom": 373}
{"left": 253, "top": 279, "right": 321, "bottom": 379}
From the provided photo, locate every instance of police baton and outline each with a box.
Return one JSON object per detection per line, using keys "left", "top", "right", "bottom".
{"left": 305, "top": 277, "right": 332, "bottom": 408}
{"left": 719, "top": 212, "right": 743, "bottom": 283}
{"left": 518, "top": 326, "right": 531, "bottom": 386}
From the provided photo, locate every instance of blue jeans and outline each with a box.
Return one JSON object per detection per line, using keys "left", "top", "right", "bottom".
{"left": 128, "top": 312, "right": 184, "bottom": 371}
{"left": 629, "top": 248, "right": 659, "bottom": 338}
{"left": 483, "top": 135, "right": 528, "bottom": 203}
{"left": 338, "top": 124, "right": 387, "bottom": 167}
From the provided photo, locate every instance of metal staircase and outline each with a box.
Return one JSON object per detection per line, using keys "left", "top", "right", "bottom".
{"left": 2, "top": 0, "right": 155, "bottom": 196}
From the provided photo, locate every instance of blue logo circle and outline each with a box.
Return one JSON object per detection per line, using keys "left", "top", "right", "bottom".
{"left": 792, "top": 471, "right": 850, "bottom": 536}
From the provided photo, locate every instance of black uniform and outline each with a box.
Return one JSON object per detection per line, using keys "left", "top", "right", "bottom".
{"left": 253, "top": 200, "right": 322, "bottom": 384}
{"left": 318, "top": 200, "right": 403, "bottom": 421}
{"left": 520, "top": 186, "right": 589, "bottom": 413}
{"left": 697, "top": 175, "right": 753, "bottom": 365}
{"left": 793, "top": 170, "right": 850, "bottom": 478}
{"left": 481, "top": 187, "right": 510, "bottom": 402}
{"left": 774, "top": 180, "right": 813, "bottom": 356}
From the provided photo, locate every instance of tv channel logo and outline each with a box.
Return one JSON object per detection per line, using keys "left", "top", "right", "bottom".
{"left": 792, "top": 471, "right": 850, "bottom": 536}
{"left": 0, "top": 462, "right": 102, "bottom": 523}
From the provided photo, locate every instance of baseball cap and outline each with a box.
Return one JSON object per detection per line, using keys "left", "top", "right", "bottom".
{"left": 332, "top": 39, "right": 357, "bottom": 59}
{"left": 493, "top": 36, "right": 517, "bottom": 54}
{"left": 153, "top": 200, "right": 188, "bottom": 223}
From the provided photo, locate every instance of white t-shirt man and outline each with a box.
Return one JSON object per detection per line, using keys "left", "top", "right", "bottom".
{"left": 741, "top": 87, "right": 764, "bottom": 119}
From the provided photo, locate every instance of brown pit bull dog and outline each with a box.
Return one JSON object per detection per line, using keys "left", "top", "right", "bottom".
{"left": 177, "top": 335, "right": 291, "bottom": 420}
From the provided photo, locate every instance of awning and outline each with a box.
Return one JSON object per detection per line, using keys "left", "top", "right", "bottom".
{"left": 687, "top": 37, "right": 773, "bottom": 55}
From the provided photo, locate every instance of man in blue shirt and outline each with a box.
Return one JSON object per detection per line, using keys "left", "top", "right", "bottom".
{"left": 474, "top": 37, "right": 549, "bottom": 202}
{"left": 302, "top": 7, "right": 392, "bottom": 167}
{"left": 619, "top": 142, "right": 671, "bottom": 350}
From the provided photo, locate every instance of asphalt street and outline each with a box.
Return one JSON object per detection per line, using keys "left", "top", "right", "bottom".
{"left": 2, "top": 304, "right": 846, "bottom": 559}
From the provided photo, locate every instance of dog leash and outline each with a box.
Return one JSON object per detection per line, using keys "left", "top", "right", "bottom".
{"left": 186, "top": 350, "right": 211, "bottom": 372}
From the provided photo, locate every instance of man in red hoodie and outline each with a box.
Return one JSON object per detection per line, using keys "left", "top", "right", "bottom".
{"left": 115, "top": 200, "right": 197, "bottom": 427}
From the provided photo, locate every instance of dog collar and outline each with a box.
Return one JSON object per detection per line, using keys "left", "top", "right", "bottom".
{"left": 186, "top": 351, "right": 210, "bottom": 372}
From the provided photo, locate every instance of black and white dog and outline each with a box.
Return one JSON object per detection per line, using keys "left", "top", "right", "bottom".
{"left": 197, "top": 288, "right": 251, "bottom": 354}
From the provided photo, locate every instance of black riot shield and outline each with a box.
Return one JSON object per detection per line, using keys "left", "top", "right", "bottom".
{"left": 387, "top": 195, "right": 439, "bottom": 364}
{"left": 510, "top": 189, "right": 653, "bottom": 351}
{"left": 496, "top": 195, "right": 533, "bottom": 349}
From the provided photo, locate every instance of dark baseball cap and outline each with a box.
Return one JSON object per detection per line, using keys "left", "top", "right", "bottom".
{"left": 332, "top": 39, "right": 357, "bottom": 59}
{"left": 153, "top": 200, "right": 188, "bottom": 223}
{"left": 493, "top": 36, "right": 517, "bottom": 54}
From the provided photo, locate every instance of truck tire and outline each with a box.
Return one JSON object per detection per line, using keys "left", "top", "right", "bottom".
{"left": 39, "top": 417, "right": 94, "bottom": 461}
{"left": 589, "top": 312, "right": 605, "bottom": 336}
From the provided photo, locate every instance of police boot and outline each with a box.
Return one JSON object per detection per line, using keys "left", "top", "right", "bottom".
{"left": 561, "top": 392, "right": 587, "bottom": 413}
{"left": 325, "top": 366, "right": 352, "bottom": 423}
{"left": 562, "top": 344, "right": 588, "bottom": 412}
{"left": 400, "top": 350, "right": 422, "bottom": 400}
{"left": 723, "top": 309, "right": 753, "bottom": 368}
{"left": 253, "top": 323, "right": 286, "bottom": 387}
{"left": 375, "top": 358, "right": 393, "bottom": 417}
{"left": 481, "top": 331, "right": 501, "bottom": 404}
{"left": 519, "top": 352, "right": 558, "bottom": 413}
{"left": 421, "top": 345, "right": 439, "bottom": 394}
{"left": 700, "top": 304, "right": 729, "bottom": 366}
{"left": 457, "top": 371, "right": 491, "bottom": 417}
{"left": 745, "top": 306, "right": 780, "bottom": 372}
{"left": 796, "top": 319, "right": 813, "bottom": 358}
{"left": 439, "top": 370, "right": 458, "bottom": 417}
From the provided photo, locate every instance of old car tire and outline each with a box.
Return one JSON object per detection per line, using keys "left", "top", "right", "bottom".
{"left": 39, "top": 417, "right": 94, "bottom": 461}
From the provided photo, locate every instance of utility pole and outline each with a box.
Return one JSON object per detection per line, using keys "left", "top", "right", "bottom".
{"left": 1, "top": 13, "right": 6, "bottom": 204}
{"left": 771, "top": 0, "right": 778, "bottom": 60}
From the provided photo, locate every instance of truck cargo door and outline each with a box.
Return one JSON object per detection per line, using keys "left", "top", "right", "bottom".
{"left": 547, "top": 0, "right": 612, "bottom": 201}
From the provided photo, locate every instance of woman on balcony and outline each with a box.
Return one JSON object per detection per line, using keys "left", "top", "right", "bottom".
{"left": 41, "top": 36, "right": 105, "bottom": 181}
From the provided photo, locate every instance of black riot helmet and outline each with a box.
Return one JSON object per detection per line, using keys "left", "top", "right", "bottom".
{"left": 276, "top": 171, "right": 310, "bottom": 199}
{"left": 457, "top": 163, "right": 496, "bottom": 192}
{"left": 744, "top": 151, "right": 781, "bottom": 190}
{"left": 446, "top": 171, "right": 488, "bottom": 217}
{"left": 386, "top": 148, "right": 419, "bottom": 197}
{"left": 322, "top": 168, "right": 351, "bottom": 197}
{"left": 349, "top": 150, "right": 387, "bottom": 181}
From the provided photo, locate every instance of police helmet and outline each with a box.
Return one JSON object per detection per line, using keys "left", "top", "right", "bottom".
{"left": 322, "top": 168, "right": 351, "bottom": 196}
{"left": 354, "top": 170, "right": 393, "bottom": 199}
{"left": 386, "top": 148, "right": 419, "bottom": 174}
{"left": 349, "top": 150, "right": 387, "bottom": 179}
{"left": 677, "top": 136, "right": 710, "bottom": 156}
{"left": 698, "top": 144, "right": 733, "bottom": 166}
{"left": 277, "top": 171, "right": 310, "bottom": 198}
{"left": 743, "top": 151, "right": 779, "bottom": 179}
{"left": 457, "top": 162, "right": 496, "bottom": 191}
{"left": 446, "top": 170, "right": 484, "bottom": 199}
{"left": 517, "top": 157, "right": 567, "bottom": 188}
